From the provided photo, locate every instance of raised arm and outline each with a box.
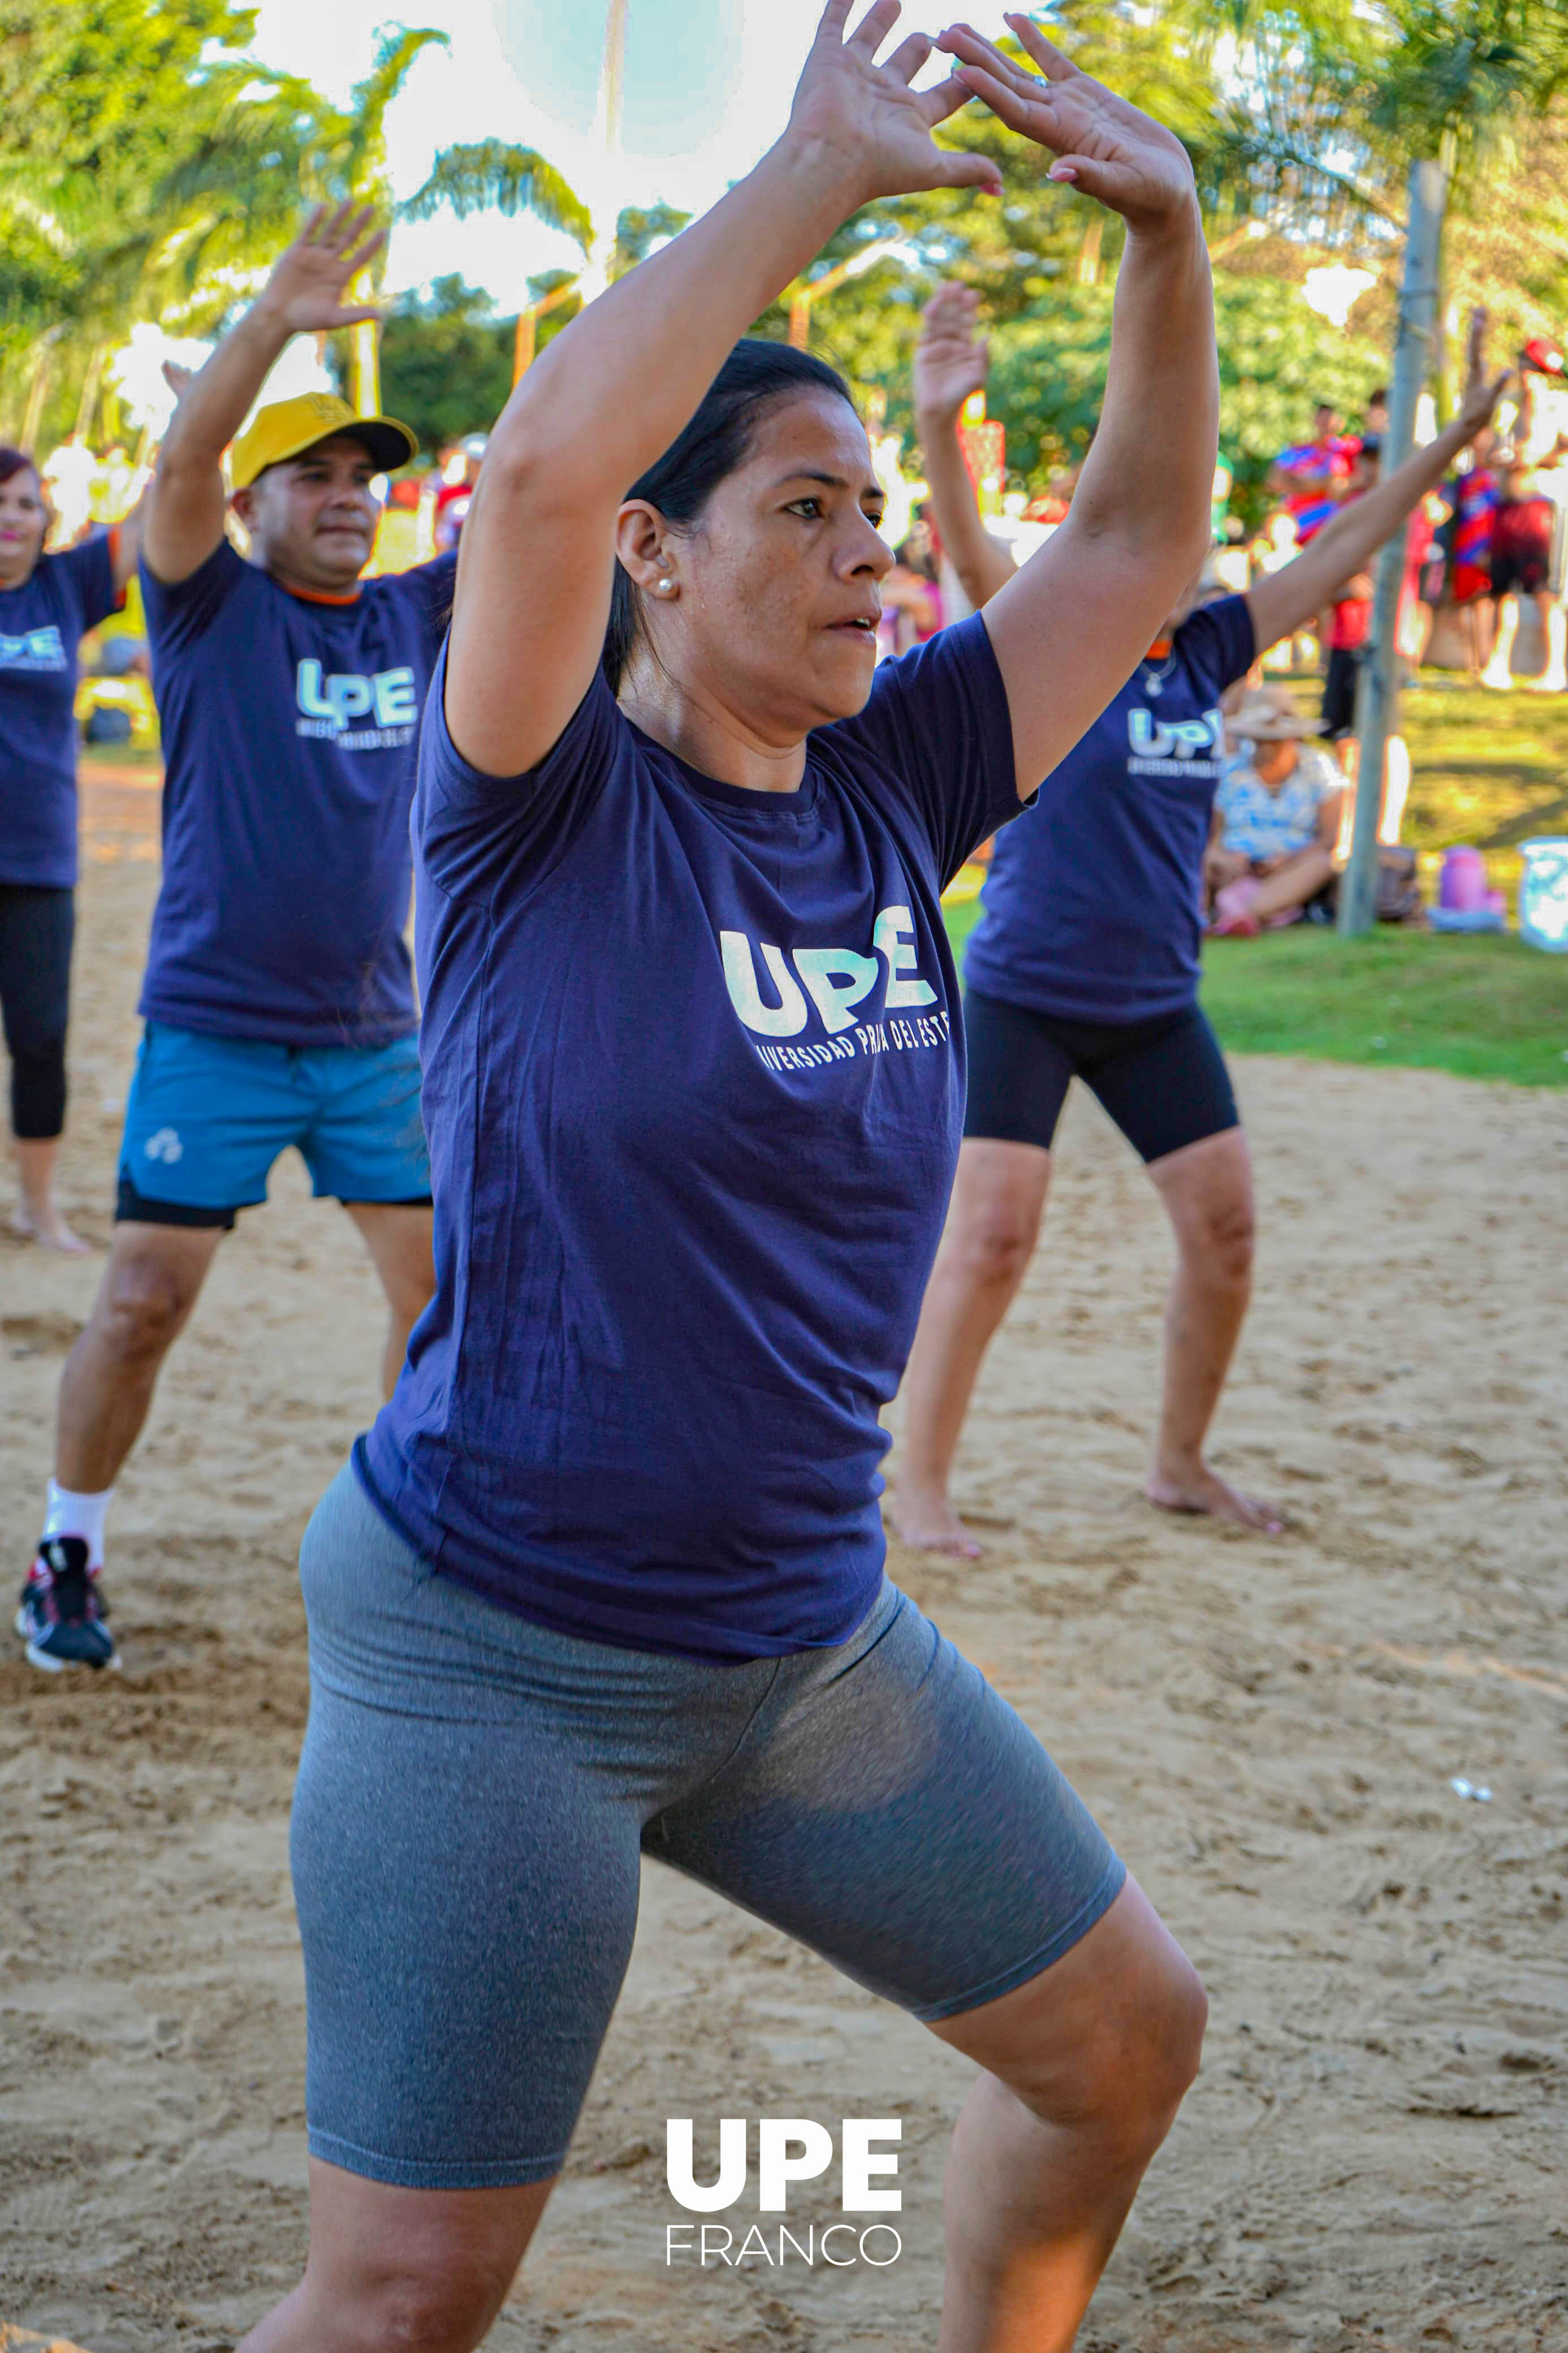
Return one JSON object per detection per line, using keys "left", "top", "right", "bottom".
{"left": 935, "top": 18, "right": 1217, "bottom": 799}
{"left": 143, "top": 206, "right": 385, "bottom": 585}
{"left": 911, "top": 285, "right": 1016, "bottom": 611}
{"left": 1247, "top": 310, "right": 1509, "bottom": 656}
{"left": 446, "top": 0, "right": 1003, "bottom": 779}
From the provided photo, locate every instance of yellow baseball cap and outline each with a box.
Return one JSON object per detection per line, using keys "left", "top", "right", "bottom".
{"left": 230, "top": 391, "right": 417, "bottom": 490}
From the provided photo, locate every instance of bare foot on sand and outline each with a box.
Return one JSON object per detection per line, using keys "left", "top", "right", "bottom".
{"left": 1146, "top": 1460, "right": 1284, "bottom": 1535}
{"left": 12, "top": 1205, "right": 90, "bottom": 1254}
{"left": 889, "top": 1489, "right": 983, "bottom": 1558}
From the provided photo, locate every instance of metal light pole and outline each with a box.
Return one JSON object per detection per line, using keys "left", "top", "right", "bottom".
{"left": 1340, "top": 156, "right": 1446, "bottom": 936}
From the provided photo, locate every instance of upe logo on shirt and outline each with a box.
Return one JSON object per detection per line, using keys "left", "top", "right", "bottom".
{"left": 295, "top": 658, "right": 418, "bottom": 736}
{"left": 0, "top": 624, "right": 67, "bottom": 671}
{"left": 722, "top": 903, "right": 936, "bottom": 1039}
{"left": 664, "top": 2117, "right": 902, "bottom": 2270}
{"left": 1126, "top": 704, "right": 1224, "bottom": 776}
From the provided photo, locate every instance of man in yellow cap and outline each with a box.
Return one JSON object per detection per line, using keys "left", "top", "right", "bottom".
{"left": 19, "top": 206, "right": 453, "bottom": 1671}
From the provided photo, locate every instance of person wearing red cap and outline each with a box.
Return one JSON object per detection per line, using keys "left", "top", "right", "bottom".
{"left": 17, "top": 208, "right": 453, "bottom": 1673}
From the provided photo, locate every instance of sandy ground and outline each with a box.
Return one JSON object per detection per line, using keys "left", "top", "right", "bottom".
{"left": 3, "top": 786, "right": 1567, "bottom": 2351}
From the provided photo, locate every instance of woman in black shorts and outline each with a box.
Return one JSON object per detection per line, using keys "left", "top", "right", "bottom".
{"left": 0, "top": 445, "right": 140, "bottom": 1248}
{"left": 239, "top": 12, "right": 1225, "bottom": 2349}
{"left": 892, "top": 296, "right": 1506, "bottom": 1554}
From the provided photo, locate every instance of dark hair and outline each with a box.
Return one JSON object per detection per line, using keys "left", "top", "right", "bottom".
{"left": 602, "top": 338, "right": 855, "bottom": 691}
{"left": 0, "top": 446, "right": 39, "bottom": 490}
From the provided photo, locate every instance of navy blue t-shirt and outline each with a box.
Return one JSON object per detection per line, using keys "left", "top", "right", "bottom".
{"left": 139, "top": 541, "right": 456, "bottom": 1045}
{"left": 0, "top": 533, "right": 119, "bottom": 889}
{"left": 965, "top": 593, "right": 1256, "bottom": 1023}
{"left": 358, "top": 616, "right": 1025, "bottom": 1660}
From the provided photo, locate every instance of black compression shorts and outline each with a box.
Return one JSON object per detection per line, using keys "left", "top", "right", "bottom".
{"left": 963, "top": 991, "right": 1239, "bottom": 1163}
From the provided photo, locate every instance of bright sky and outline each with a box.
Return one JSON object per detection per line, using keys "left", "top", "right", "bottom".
{"left": 249, "top": 0, "right": 1023, "bottom": 308}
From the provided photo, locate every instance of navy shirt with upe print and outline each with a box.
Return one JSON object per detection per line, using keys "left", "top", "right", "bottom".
{"left": 0, "top": 532, "right": 119, "bottom": 889}
{"left": 138, "top": 541, "right": 456, "bottom": 1046}
{"left": 358, "top": 617, "right": 1026, "bottom": 1661}
{"left": 965, "top": 593, "right": 1257, "bottom": 1024}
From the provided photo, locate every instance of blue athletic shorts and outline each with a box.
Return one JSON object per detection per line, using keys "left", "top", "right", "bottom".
{"left": 291, "top": 1462, "right": 1128, "bottom": 2190}
{"left": 116, "top": 1021, "right": 431, "bottom": 1229}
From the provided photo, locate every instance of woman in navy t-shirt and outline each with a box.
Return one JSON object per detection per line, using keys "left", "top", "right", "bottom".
{"left": 893, "top": 293, "right": 1507, "bottom": 1559}
{"left": 0, "top": 445, "right": 139, "bottom": 1249}
{"left": 258, "top": 16, "right": 1222, "bottom": 2348}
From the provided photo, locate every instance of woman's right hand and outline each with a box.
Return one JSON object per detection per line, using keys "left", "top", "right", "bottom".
{"left": 785, "top": 0, "right": 1004, "bottom": 205}
{"left": 913, "top": 285, "right": 989, "bottom": 426}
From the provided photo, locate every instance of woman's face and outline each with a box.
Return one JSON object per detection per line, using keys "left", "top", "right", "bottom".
{"left": 625, "top": 391, "right": 893, "bottom": 740}
{"left": 1252, "top": 738, "right": 1299, "bottom": 787}
{"left": 0, "top": 466, "right": 47, "bottom": 584}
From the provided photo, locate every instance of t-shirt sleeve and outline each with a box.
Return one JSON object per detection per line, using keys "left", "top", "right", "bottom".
{"left": 404, "top": 551, "right": 459, "bottom": 650}
{"left": 140, "top": 537, "right": 249, "bottom": 656}
{"left": 826, "top": 613, "right": 1026, "bottom": 887}
{"left": 1174, "top": 594, "right": 1256, "bottom": 695}
{"left": 416, "top": 640, "right": 622, "bottom": 904}
{"left": 57, "top": 531, "right": 120, "bottom": 634}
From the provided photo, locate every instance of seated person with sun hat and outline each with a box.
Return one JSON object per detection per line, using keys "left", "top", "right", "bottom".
{"left": 1207, "top": 686, "right": 1345, "bottom": 934}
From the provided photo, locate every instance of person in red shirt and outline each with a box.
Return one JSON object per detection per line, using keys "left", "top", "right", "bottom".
{"left": 1481, "top": 453, "right": 1566, "bottom": 691}
{"left": 1321, "top": 567, "right": 1373, "bottom": 738}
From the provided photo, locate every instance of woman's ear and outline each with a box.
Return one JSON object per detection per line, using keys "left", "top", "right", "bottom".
{"left": 615, "top": 499, "right": 677, "bottom": 597}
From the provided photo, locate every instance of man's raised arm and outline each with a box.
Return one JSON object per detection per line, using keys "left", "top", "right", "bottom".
{"left": 144, "top": 205, "right": 385, "bottom": 584}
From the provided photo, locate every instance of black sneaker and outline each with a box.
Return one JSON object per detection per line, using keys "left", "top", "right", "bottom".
{"left": 15, "top": 1536, "right": 118, "bottom": 1671}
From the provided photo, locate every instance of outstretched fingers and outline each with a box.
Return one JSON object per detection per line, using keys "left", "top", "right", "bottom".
{"left": 849, "top": 0, "right": 904, "bottom": 53}
{"left": 938, "top": 21, "right": 1036, "bottom": 96}
{"left": 1002, "top": 11, "right": 1079, "bottom": 84}
{"left": 885, "top": 29, "right": 934, "bottom": 83}
{"left": 943, "top": 55, "right": 1053, "bottom": 141}
{"left": 914, "top": 66, "right": 984, "bottom": 127}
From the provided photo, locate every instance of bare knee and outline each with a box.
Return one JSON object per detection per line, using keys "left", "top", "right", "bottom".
{"left": 1001, "top": 1938, "right": 1207, "bottom": 2169}
{"left": 349, "top": 2257, "right": 510, "bottom": 2353}
{"left": 94, "top": 1254, "right": 204, "bottom": 1368}
{"left": 956, "top": 1205, "right": 1040, "bottom": 1291}
{"left": 1187, "top": 1190, "right": 1255, "bottom": 1291}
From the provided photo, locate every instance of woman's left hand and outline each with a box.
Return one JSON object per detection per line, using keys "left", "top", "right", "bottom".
{"left": 786, "top": 1, "right": 1005, "bottom": 206}
{"left": 938, "top": 14, "right": 1196, "bottom": 238}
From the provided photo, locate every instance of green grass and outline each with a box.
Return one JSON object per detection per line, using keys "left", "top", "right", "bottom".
{"left": 945, "top": 678, "right": 1568, "bottom": 1088}
{"left": 1200, "top": 926, "right": 1568, "bottom": 1087}
{"left": 1400, "top": 678, "right": 1568, "bottom": 899}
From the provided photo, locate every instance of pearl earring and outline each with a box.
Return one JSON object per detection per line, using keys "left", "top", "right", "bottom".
{"left": 657, "top": 577, "right": 673, "bottom": 594}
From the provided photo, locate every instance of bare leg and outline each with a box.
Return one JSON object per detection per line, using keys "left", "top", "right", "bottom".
{"left": 1142, "top": 1128, "right": 1279, "bottom": 1533}
{"left": 13, "top": 1134, "right": 88, "bottom": 1253}
{"left": 1246, "top": 843, "right": 1335, "bottom": 923}
{"left": 54, "top": 1222, "right": 227, "bottom": 1492}
{"left": 932, "top": 1878, "right": 1206, "bottom": 2352}
{"left": 237, "top": 2160, "right": 552, "bottom": 2353}
{"left": 1527, "top": 589, "right": 1566, "bottom": 691}
{"left": 892, "top": 1139, "right": 1052, "bottom": 1556}
{"left": 1481, "top": 592, "right": 1520, "bottom": 687}
{"left": 344, "top": 1201, "right": 435, "bottom": 1399}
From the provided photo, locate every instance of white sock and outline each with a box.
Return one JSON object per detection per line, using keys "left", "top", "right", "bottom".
{"left": 42, "top": 1479, "right": 113, "bottom": 1571}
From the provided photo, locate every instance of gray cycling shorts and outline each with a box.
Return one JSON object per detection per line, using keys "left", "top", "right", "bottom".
{"left": 292, "top": 1462, "right": 1126, "bottom": 2190}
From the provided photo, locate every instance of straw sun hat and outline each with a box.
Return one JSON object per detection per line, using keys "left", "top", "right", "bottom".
{"left": 1230, "top": 687, "right": 1314, "bottom": 743}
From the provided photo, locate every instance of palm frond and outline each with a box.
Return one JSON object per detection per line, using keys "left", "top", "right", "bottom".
{"left": 401, "top": 141, "right": 594, "bottom": 250}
